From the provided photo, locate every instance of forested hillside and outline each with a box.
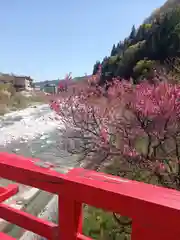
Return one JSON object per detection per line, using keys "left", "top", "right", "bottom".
{"left": 93, "top": 2, "right": 180, "bottom": 84}
{"left": 145, "top": 0, "right": 180, "bottom": 23}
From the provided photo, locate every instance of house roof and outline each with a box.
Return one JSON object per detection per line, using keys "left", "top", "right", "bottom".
{"left": 14, "top": 76, "right": 33, "bottom": 81}
{"left": 0, "top": 74, "right": 14, "bottom": 82}
{"left": 0, "top": 74, "right": 33, "bottom": 82}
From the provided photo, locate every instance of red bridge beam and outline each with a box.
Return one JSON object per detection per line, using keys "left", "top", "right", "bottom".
{"left": 0, "top": 232, "right": 16, "bottom": 240}
{"left": 0, "top": 152, "right": 179, "bottom": 239}
{"left": 0, "top": 203, "right": 58, "bottom": 239}
{"left": 0, "top": 184, "right": 18, "bottom": 203}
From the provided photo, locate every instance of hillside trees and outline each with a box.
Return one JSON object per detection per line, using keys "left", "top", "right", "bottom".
{"left": 93, "top": 8, "right": 180, "bottom": 84}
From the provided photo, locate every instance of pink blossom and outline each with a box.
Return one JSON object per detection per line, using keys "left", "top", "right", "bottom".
{"left": 100, "top": 127, "right": 108, "bottom": 143}
{"left": 159, "top": 163, "right": 165, "bottom": 171}
{"left": 50, "top": 71, "right": 180, "bottom": 179}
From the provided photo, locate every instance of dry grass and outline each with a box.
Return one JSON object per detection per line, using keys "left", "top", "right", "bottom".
{"left": 0, "top": 84, "right": 46, "bottom": 115}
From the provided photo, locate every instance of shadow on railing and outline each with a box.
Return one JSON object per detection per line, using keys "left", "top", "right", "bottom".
{"left": 0, "top": 152, "right": 179, "bottom": 239}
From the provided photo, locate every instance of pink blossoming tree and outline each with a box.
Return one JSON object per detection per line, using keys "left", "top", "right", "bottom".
{"left": 51, "top": 71, "right": 180, "bottom": 190}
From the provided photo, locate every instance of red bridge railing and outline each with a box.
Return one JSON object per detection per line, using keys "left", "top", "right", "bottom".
{"left": 0, "top": 152, "right": 179, "bottom": 239}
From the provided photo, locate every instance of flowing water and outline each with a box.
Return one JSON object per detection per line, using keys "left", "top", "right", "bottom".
{"left": 0, "top": 104, "right": 78, "bottom": 168}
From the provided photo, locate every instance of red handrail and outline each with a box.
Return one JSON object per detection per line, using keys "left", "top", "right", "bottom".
{"left": 0, "top": 184, "right": 18, "bottom": 203}
{"left": 0, "top": 232, "right": 16, "bottom": 239}
{"left": 0, "top": 152, "right": 179, "bottom": 239}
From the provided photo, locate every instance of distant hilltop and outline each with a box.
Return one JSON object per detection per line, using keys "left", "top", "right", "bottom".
{"left": 35, "top": 75, "right": 91, "bottom": 89}
{"left": 144, "top": 0, "right": 180, "bottom": 23}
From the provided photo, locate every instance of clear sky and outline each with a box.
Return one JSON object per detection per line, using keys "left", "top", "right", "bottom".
{"left": 0, "top": 0, "right": 166, "bottom": 81}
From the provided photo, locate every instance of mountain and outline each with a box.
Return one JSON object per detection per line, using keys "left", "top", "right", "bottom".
{"left": 145, "top": 0, "right": 180, "bottom": 23}
{"left": 35, "top": 75, "right": 90, "bottom": 89}
{"left": 35, "top": 80, "right": 59, "bottom": 89}
{"left": 93, "top": 2, "right": 180, "bottom": 84}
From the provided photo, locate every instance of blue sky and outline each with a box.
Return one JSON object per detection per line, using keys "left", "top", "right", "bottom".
{"left": 0, "top": 0, "right": 166, "bottom": 81}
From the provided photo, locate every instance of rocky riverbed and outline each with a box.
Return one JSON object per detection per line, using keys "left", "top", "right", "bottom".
{"left": 0, "top": 104, "right": 78, "bottom": 166}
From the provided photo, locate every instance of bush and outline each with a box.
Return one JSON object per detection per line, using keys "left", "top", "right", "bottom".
{"left": 50, "top": 72, "right": 180, "bottom": 239}
{"left": 51, "top": 76, "right": 180, "bottom": 192}
{"left": 11, "top": 93, "right": 28, "bottom": 109}
{"left": 133, "top": 59, "right": 156, "bottom": 80}
{"left": 83, "top": 205, "right": 131, "bottom": 240}
{"left": 0, "top": 83, "right": 45, "bottom": 114}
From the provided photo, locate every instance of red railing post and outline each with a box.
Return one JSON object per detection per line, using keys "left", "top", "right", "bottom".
{"left": 132, "top": 221, "right": 180, "bottom": 240}
{"left": 58, "top": 195, "right": 83, "bottom": 240}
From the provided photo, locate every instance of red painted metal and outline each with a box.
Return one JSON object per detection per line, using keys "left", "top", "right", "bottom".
{"left": 0, "top": 184, "right": 18, "bottom": 202}
{"left": 0, "top": 203, "right": 58, "bottom": 239}
{"left": 0, "top": 232, "right": 16, "bottom": 239}
{"left": 77, "top": 233, "right": 92, "bottom": 240}
{"left": 0, "top": 152, "right": 179, "bottom": 239}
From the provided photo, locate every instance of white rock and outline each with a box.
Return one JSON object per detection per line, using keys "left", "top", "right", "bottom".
{"left": 0, "top": 105, "right": 64, "bottom": 145}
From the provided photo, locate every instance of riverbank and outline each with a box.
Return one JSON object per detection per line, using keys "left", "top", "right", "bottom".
{"left": 0, "top": 90, "right": 45, "bottom": 116}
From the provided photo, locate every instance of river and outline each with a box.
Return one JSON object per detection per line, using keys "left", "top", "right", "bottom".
{"left": 0, "top": 104, "right": 78, "bottom": 169}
